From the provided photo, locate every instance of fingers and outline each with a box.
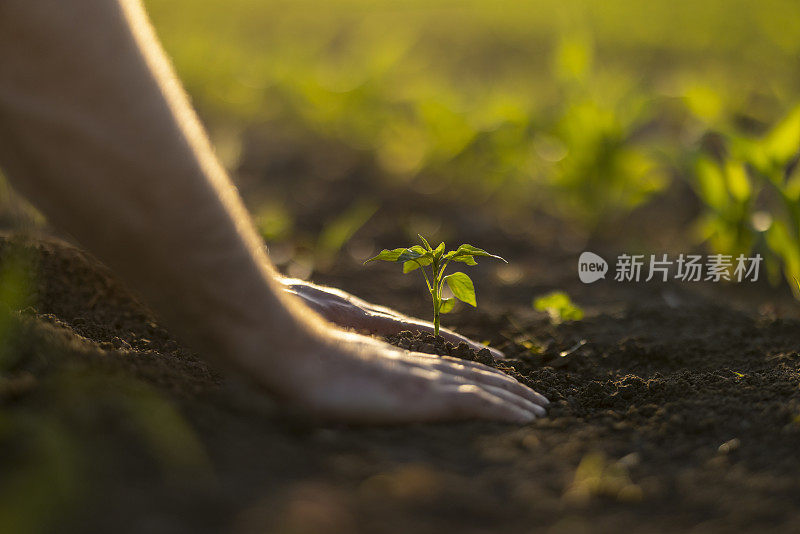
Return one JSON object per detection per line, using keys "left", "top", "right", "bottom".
{"left": 406, "top": 351, "right": 549, "bottom": 407}
{"left": 439, "top": 384, "right": 539, "bottom": 423}
{"left": 333, "top": 330, "right": 548, "bottom": 411}
{"left": 464, "top": 369, "right": 549, "bottom": 407}
{"left": 342, "top": 383, "right": 539, "bottom": 425}
{"left": 288, "top": 328, "right": 547, "bottom": 425}
{"left": 473, "top": 384, "right": 547, "bottom": 417}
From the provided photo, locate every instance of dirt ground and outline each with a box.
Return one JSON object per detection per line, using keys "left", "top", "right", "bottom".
{"left": 2, "top": 133, "right": 800, "bottom": 534}
{"left": 2, "top": 188, "right": 800, "bottom": 534}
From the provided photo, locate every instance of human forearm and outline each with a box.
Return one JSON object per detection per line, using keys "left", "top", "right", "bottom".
{"left": 0, "top": 0, "right": 319, "bottom": 375}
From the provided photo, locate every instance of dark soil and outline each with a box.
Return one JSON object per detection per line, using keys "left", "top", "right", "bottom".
{"left": 2, "top": 212, "right": 800, "bottom": 534}
{"left": 384, "top": 330, "right": 497, "bottom": 366}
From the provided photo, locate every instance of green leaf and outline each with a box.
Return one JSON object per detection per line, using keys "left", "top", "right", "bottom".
{"left": 397, "top": 245, "right": 431, "bottom": 263}
{"left": 448, "top": 244, "right": 507, "bottom": 263}
{"left": 452, "top": 255, "right": 478, "bottom": 266}
{"left": 403, "top": 256, "right": 432, "bottom": 273}
{"left": 365, "top": 245, "right": 431, "bottom": 265}
{"left": 444, "top": 272, "right": 476, "bottom": 306}
{"left": 364, "top": 248, "right": 409, "bottom": 264}
{"left": 433, "top": 242, "right": 445, "bottom": 260}
{"left": 418, "top": 235, "right": 434, "bottom": 252}
{"left": 439, "top": 298, "right": 455, "bottom": 314}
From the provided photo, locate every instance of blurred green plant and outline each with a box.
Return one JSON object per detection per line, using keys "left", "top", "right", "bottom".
{"left": 315, "top": 199, "right": 378, "bottom": 267}
{"left": 535, "top": 34, "right": 667, "bottom": 227}
{"left": 138, "top": 0, "right": 800, "bottom": 285}
{"left": 0, "top": 367, "right": 213, "bottom": 534}
{"left": 254, "top": 203, "right": 294, "bottom": 243}
{"left": 0, "top": 412, "right": 81, "bottom": 534}
{"left": 689, "top": 104, "right": 800, "bottom": 292}
{"left": 365, "top": 236, "right": 506, "bottom": 335}
{"left": 143, "top": 0, "right": 799, "bottom": 234}
{"left": 0, "top": 249, "right": 211, "bottom": 534}
{"left": 0, "top": 242, "right": 36, "bottom": 372}
{"left": 564, "top": 451, "right": 642, "bottom": 503}
{"left": 533, "top": 290, "right": 584, "bottom": 324}
{"left": 56, "top": 371, "right": 213, "bottom": 481}
{"left": 691, "top": 155, "right": 758, "bottom": 259}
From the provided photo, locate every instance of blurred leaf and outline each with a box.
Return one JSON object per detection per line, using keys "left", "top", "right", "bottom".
{"left": 255, "top": 204, "right": 293, "bottom": 242}
{"left": 734, "top": 105, "right": 800, "bottom": 180}
{"left": 57, "top": 371, "right": 213, "bottom": 481}
{"left": 684, "top": 84, "right": 723, "bottom": 123}
{"left": 554, "top": 33, "right": 594, "bottom": 83}
{"left": 762, "top": 105, "right": 800, "bottom": 170}
{"left": 564, "top": 451, "right": 641, "bottom": 503}
{"left": 0, "top": 245, "right": 36, "bottom": 373}
{"left": 766, "top": 220, "right": 800, "bottom": 295}
{"left": 693, "top": 156, "right": 729, "bottom": 212}
{"left": 143, "top": 0, "right": 800, "bottom": 293}
{"left": 534, "top": 291, "right": 584, "bottom": 324}
{"left": 118, "top": 381, "right": 212, "bottom": 478}
{"left": 317, "top": 200, "right": 378, "bottom": 262}
{"left": 724, "top": 160, "right": 751, "bottom": 202}
{"left": 0, "top": 413, "right": 80, "bottom": 534}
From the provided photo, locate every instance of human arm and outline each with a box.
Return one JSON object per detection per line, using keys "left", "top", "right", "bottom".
{"left": 0, "top": 0, "right": 544, "bottom": 422}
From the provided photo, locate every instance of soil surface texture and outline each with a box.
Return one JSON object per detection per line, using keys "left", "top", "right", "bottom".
{"left": 2, "top": 220, "right": 800, "bottom": 534}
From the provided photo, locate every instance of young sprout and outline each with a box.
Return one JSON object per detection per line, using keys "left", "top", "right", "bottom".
{"left": 364, "top": 235, "right": 507, "bottom": 336}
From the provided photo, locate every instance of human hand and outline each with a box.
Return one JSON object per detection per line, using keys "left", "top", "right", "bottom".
{"left": 254, "top": 328, "right": 547, "bottom": 424}
{"left": 280, "top": 278, "right": 504, "bottom": 359}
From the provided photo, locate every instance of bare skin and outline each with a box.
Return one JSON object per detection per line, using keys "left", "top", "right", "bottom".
{"left": 280, "top": 278, "right": 505, "bottom": 359}
{"left": 0, "top": 0, "right": 547, "bottom": 423}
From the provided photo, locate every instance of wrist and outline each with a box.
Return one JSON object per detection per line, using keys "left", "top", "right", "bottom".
{"left": 206, "top": 286, "right": 330, "bottom": 381}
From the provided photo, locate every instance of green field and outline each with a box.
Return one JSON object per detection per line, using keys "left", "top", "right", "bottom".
{"left": 146, "top": 0, "right": 800, "bottom": 286}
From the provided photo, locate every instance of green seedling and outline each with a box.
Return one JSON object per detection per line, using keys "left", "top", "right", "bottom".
{"left": 365, "top": 235, "right": 506, "bottom": 336}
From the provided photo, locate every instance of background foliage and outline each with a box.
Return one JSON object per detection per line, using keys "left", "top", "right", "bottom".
{"left": 140, "top": 0, "right": 800, "bottom": 287}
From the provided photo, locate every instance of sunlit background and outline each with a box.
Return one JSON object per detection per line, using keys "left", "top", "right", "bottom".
{"left": 1, "top": 0, "right": 799, "bottom": 287}
{"left": 134, "top": 0, "right": 800, "bottom": 289}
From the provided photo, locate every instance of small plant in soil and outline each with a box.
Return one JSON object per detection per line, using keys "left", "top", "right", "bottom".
{"left": 364, "top": 235, "right": 506, "bottom": 336}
